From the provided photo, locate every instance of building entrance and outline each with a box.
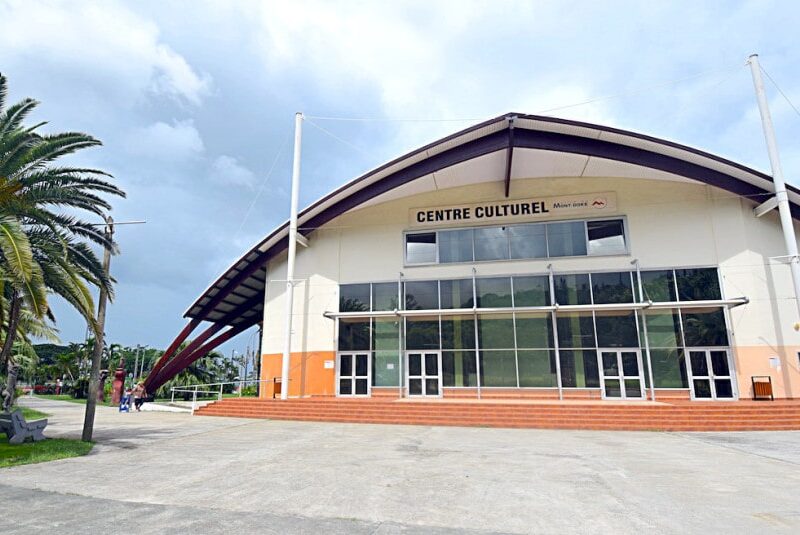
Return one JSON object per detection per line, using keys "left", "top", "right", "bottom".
{"left": 687, "top": 349, "right": 736, "bottom": 400}
{"left": 598, "top": 349, "right": 645, "bottom": 400}
{"left": 337, "top": 352, "right": 370, "bottom": 396}
{"left": 406, "top": 351, "right": 442, "bottom": 397}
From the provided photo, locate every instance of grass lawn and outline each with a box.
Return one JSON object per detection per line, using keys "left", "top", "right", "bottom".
{"left": 34, "top": 394, "right": 113, "bottom": 406}
{"left": 19, "top": 407, "right": 49, "bottom": 420}
{"left": 0, "top": 437, "right": 93, "bottom": 468}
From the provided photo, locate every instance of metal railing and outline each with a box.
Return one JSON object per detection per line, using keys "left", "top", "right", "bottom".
{"left": 170, "top": 378, "right": 278, "bottom": 414}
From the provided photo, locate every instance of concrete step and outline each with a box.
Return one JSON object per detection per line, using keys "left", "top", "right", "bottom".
{"left": 195, "top": 398, "right": 800, "bottom": 431}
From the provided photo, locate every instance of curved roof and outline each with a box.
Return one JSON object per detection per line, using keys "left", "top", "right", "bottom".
{"left": 185, "top": 112, "right": 800, "bottom": 329}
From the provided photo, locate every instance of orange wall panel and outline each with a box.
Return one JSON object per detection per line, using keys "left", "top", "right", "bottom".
{"left": 260, "top": 351, "right": 336, "bottom": 398}
{"left": 732, "top": 345, "right": 800, "bottom": 399}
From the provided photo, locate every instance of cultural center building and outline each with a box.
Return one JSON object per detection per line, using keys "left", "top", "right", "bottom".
{"left": 146, "top": 114, "right": 800, "bottom": 404}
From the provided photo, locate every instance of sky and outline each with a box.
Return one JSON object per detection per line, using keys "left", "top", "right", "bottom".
{"left": 1, "top": 0, "right": 799, "bottom": 357}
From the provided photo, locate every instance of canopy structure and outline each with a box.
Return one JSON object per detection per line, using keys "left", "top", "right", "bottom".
{"left": 144, "top": 112, "right": 800, "bottom": 392}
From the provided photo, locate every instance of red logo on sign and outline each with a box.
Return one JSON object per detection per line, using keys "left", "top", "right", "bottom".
{"left": 592, "top": 198, "right": 607, "bottom": 209}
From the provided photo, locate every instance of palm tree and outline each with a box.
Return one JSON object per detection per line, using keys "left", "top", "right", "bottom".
{"left": 0, "top": 73, "right": 125, "bottom": 371}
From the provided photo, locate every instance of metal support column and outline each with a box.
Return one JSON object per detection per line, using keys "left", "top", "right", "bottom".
{"left": 634, "top": 260, "right": 656, "bottom": 401}
{"left": 548, "top": 265, "right": 563, "bottom": 401}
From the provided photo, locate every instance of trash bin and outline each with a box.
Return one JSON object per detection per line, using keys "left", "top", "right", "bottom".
{"left": 273, "top": 378, "right": 281, "bottom": 399}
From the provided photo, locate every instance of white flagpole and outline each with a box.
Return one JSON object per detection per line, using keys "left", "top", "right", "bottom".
{"left": 747, "top": 55, "right": 800, "bottom": 319}
{"left": 281, "top": 112, "right": 304, "bottom": 399}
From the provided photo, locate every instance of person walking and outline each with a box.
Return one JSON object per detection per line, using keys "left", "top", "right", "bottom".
{"left": 132, "top": 382, "right": 146, "bottom": 412}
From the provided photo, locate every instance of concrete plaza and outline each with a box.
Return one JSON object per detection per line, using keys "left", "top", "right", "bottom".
{"left": 2, "top": 397, "right": 800, "bottom": 534}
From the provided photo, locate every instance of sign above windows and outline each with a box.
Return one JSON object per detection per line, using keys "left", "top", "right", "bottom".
{"left": 409, "top": 192, "right": 617, "bottom": 227}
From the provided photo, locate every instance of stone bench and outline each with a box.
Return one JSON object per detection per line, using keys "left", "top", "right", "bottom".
{"left": 0, "top": 409, "right": 48, "bottom": 444}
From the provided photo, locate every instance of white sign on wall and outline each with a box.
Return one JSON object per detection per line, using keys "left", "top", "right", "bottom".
{"left": 409, "top": 192, "right": 617, "bottom": 227}
{"left": 324, "top": 360, "right": 334, "bottom": 369}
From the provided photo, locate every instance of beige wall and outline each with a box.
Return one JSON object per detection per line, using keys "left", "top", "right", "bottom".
{"left": 261, "top": 175, "right": 800, "bottom": 398}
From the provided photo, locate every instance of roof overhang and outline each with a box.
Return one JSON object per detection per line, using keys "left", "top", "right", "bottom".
{"left": 184, "top": 112, "right": 798, "bottom": 328}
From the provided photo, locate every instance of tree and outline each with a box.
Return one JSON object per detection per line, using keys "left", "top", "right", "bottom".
{"left": 0, "top": 73, "right": 124, "bottom": 379}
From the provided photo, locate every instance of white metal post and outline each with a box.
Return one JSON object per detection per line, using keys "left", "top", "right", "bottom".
{"left": 548, "top": 265, "right": 563, "bottom": 401}
{"left": 748, "top": 54, "right": 800, "bottom": 319}
{"left": 281, "top": 112, "right": 304, "bottom": 400}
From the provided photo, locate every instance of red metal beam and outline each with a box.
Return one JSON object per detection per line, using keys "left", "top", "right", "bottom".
{"left": 144, "top": 318, "right": 201, "bottom": 390}
{"left": 146, "top": 322, "right": 225, "bottom": 389}
{"left": 146, "top": 321, "right": 252, "bottom": 392}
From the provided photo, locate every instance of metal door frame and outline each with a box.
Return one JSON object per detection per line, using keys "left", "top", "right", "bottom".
{"left": 405, "top": 351, "right": 443, "bottom": 398}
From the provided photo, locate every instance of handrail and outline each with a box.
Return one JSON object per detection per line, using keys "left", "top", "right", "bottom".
{"left": 170, "top": 378, "right": 275, "bottom": 414}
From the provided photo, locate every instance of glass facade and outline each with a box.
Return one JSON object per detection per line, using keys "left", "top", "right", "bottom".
{"left": 405, "top": 217, "right": 626, "bottom": 265}
{"left": 338, "top": 266, "right": 732, "bottom": 392}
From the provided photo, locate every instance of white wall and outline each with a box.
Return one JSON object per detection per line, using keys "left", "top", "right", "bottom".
{"left": 261, "top": 175, "right": 800, "bottom": 354}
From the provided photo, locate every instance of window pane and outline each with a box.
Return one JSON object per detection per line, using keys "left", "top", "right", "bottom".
{"left": 682, "top": 308, "right": 728, "bottom": 346}
{"left": 650, "top": 348, "right": 688, "bottom": 388}
{"left": 406, "top": 316, "right": 440, "bottom": 350}
{"left": 408, "top": 354, "right": 422, "bottom": 376}
{"left": 339, "top": 284, "right": 370, "bottom": 312}
{"left": 355, "top": 379, "right": 368, "bottom": 395}
{"left": 556, "top": 312, "right": 596, "bottom": 348}
{"left": 338, "top": 319, "right": 370, "bottom": 350}
{"left": 587, "top": 219, "right": 626, "bottom": 255}
{"left": 476, "top": 277, "right": 512, "bottom": 308}
{"left": 404, "top": 280, "right": 439, "bottom": 310}
{"left": 714, "top": 379, "right": 733, "bottom": 398}
{"left": 509, "top": 224, "right": 547, "bottom": 259}
{"left": 474, "top": 226, "right": 509, "bottom": 261}
{"left": 676, "top": 268, "right": 721, "bottom": 301}
{"left": 425, "top": 353, "right": 438, "bottom": 375}
{"left": 644, "top": 310, "right": 682, "bottom": 348}
{"left": 559, "top": 350, "right": 599, "bottom": 388}
{"left": 515, "top": 313, "right": 553, "bottom": 348}
{"left": 440, "top": 278, "right": 474, "bottom": 309}
{"left": 518, "top": 350, "right": 557, "bottom": 387}
{"left": 710, "top": 350, "right": 730, "bottom": 376}
{"left": 373, "top": 352, "right": 400, "bottom": 387}
{"left": 442, "top": 350, "right": 477, "bottom": 387}
{"left": 513, "top": 276, "right": 550, "bottom": 307}
{"left": 595, "top": 310, "right": 638, "bottom": 347}
{"left": 339, "top": 379, "right": 352, "bottom": 395}
{"left": 372, "top": 282, "right": 398, "bottom": 311}
{"left": 372, "top": 318, "right": 400, "bottom": 387}
{"left": 355, "top": 354, "right": 368, "bottom": 376}
{"left": 406, "top": 233, "right": 436, "bottom": 264}
{"left": 690, "top": 351, "right": 709, "bottom": 376}
{"left": 477, "top": 314, "right": 515, "bottom": 349}
{"left": 479, "top": 350, "right": 517, "bottom": 387}
{"left": 340, "top": 354, "right": 352, "bottom": 376}
{"left": 441, "top": 316, "right": 476, "bottom": 349}
{"left": 554, "top": 274, "right": 591, "bottom": 305}
{"left": 591, "top": 272, "right": 633, "bottom": 304}
{"left": 439, "top": 229, "right": 473, "bottom": 263}
{"left": 641, "top": 270, "right": 676, "bottom": 302}
{"left": 547, "top": 221, "right": 587, "bottom": 257}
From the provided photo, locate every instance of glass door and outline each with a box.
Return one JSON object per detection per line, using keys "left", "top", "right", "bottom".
{"left": 337, "top": 353, "right": 370, "bottom": 396}
{"left": 406, "top": 352, "right": 442, "bottom": 397}
{"left": 598, "top": 349, "right": 645, "bottom": 400}
{"left": 687, "top": 349, "right": 736, "bottom": 400}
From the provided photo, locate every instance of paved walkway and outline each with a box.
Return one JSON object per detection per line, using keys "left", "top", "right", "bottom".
{"left": 3, "top": 397, "right": 800, "bottom": 534}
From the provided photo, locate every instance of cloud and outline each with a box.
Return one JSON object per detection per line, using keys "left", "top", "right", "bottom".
{"left": 210, "top": 155, "right": 257, "bottom": 188}
{"left": 0, "top": 0, "right": 211, "bottom": 107}
{"left": 126, "top": 120, "right": 205, "bottom": 161}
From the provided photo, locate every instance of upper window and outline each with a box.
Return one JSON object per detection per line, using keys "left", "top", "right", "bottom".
{"left": 587, "top": 220, "right": 626, "bottom": 255}
{"left": 547, "top": 221, "right": 587, "bottom": 257}
{"left": 405, "top": 217, "right": 626, "bottom": 265}
{"left": 405, "top": 232, "right": 436, "bottom": 264}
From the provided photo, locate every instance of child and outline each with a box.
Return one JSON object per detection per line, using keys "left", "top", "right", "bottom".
{"left": 120, "top": 388, "right": 132, "bottom": 413}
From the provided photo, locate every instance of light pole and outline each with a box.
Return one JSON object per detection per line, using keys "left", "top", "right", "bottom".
{"left": 81, "top": 217, "right": 145, "bottom": 442}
